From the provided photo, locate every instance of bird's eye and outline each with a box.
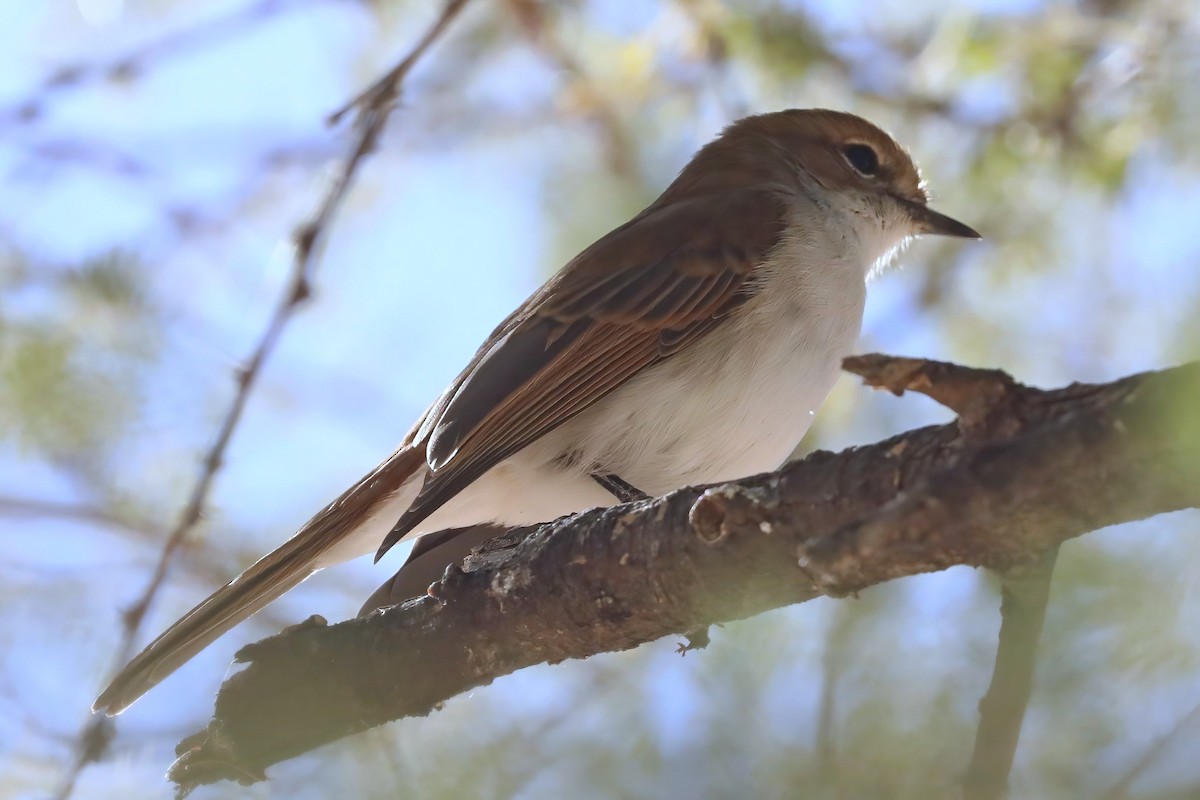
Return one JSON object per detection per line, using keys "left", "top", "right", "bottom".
{"left": 842, "top": 143, "right": 880, "bottom": 177}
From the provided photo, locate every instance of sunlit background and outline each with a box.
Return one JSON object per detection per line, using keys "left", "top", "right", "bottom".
{"left": 2, "top": 0, "right": 1199, "bottom": 798}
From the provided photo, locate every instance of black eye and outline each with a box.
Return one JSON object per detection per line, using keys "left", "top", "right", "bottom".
{"left": 843, "top": 143, "right": 879, "bottom": 176}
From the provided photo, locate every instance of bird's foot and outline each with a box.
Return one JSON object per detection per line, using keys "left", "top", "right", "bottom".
{"left": 591, "top": 472, "right": 651, "bottom": 503}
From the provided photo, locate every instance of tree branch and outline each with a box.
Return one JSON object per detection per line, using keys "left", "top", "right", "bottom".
{"left": 168, "top": 356, "right": 1200, "bottom": 793}
{"left": 963, "top": 546, "right": 1059, "bottom": 800}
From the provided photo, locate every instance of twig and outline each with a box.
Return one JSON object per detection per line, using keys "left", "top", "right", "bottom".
{"left": 50, "top": 146, "right": 304, "bottom": 800}
{"left": 327, "top": 0, "right": 472, "bottom": 127}
{"left": 53, "top": 2, "right": 476, "bottom": 797}
{"left": 962, "top": 547, "right": 1059, "bottom": 800}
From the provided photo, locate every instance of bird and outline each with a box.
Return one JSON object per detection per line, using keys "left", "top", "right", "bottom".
{"left": 93, "top": 108, "right": 979, "bottom": 715}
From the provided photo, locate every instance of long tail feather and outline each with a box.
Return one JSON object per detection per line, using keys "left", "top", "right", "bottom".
{"left": 93, "top": 538, "right": 323, "bottom": 715}
{"left": 93, "top": 444, "right": 425, "bottom": 715}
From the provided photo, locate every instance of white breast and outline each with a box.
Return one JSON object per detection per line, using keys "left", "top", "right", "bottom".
{"left": 526, "top": 190, "right": 905, "bottom": 496}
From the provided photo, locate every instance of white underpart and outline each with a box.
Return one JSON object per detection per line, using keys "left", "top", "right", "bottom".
{"left": 318, "top": 192, "right": 917, "bottom": 568}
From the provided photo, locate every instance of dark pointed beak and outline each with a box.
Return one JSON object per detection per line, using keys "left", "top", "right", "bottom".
{"left": 895, "top": 196, "right": 981, "bottom": 239}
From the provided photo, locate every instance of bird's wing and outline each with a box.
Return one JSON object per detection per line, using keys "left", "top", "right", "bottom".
{"left": 377, "top": 189, "right": 786, "bottom": 559}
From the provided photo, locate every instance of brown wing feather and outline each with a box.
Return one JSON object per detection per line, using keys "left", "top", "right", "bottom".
{"left": 375, "top": 190, "right": 786, "bottom": 559}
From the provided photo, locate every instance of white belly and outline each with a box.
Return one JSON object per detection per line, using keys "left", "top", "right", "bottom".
{"left": 533, "top": 271, "right": 866, "bottom": 493}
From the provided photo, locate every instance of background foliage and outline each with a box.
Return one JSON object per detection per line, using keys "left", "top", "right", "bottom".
{"left": 1, "top": 0, "right": 1198, "bottom": 797}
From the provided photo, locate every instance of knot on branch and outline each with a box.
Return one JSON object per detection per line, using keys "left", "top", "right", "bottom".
{"left": 688, "top": 484, "right": 775, "bottom": 544}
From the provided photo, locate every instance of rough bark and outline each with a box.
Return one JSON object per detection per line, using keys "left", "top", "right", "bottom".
{"left": 168, "top": 355, "right": 1200, "bottom": 794}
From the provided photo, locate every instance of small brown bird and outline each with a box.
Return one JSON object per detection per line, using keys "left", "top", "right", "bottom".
{"left": 94, "top": 108, "right": 978, "bottom": 715}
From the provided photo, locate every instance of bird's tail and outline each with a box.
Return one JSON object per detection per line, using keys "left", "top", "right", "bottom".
{"left": 92, "top": 538, "right": 321, "bottom": 716}
{"left": 93, "top": 444, "right": 425, "bottom": 716}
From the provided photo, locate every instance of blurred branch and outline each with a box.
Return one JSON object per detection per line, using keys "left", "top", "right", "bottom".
{"left": 168, "top": 356, "right": 1200, "bottom": 792}
{"left": 815, "top": 607, "right": 848, "bottom": 790}
{"left": 963, "top": 547, "right": 1059, "bottom": 800}
{"left": 713, "top": 5, "right": 1106, "bottom": 150}
{"left": 2, "top": 0, "right": 330, "bottom": 126}
{"left": 0, "top": 490, "right": 301, "bottom": 637}
{"left": 504, "top": 0, "right": 636, "bottom": 177}
{"left": 53, "top": 2, "right": 475, "bottom": 798}
{"left": 1102, "top": 701, "right": 1200, "bottom": 799}
{"left": 327, "top": 0, "right": 472, "bottom": 126}
{"left": 674, "top": 0, "right": 752, "bottom": 119}
{"left": 0, "top": 494, "right": 156, "bottom": 538}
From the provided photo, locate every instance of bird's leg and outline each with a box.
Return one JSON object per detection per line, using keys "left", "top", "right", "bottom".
{"left": 591, "top": 472, "right": 651, "bottom": 503}
{"left": 590, "top": 472, "right": 712, "bottom": 653}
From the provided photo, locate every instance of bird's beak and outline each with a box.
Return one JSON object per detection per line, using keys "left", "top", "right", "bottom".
{"left": 896, "top": 197, "right": 982, "bottom": 239}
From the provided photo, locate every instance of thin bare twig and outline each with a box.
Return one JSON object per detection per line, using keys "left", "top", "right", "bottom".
{"left": 327, "top": 0, "right": 473, "bottom": 127}
{"left": 52, "top": 2, "right": 476, "bottom": 797}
